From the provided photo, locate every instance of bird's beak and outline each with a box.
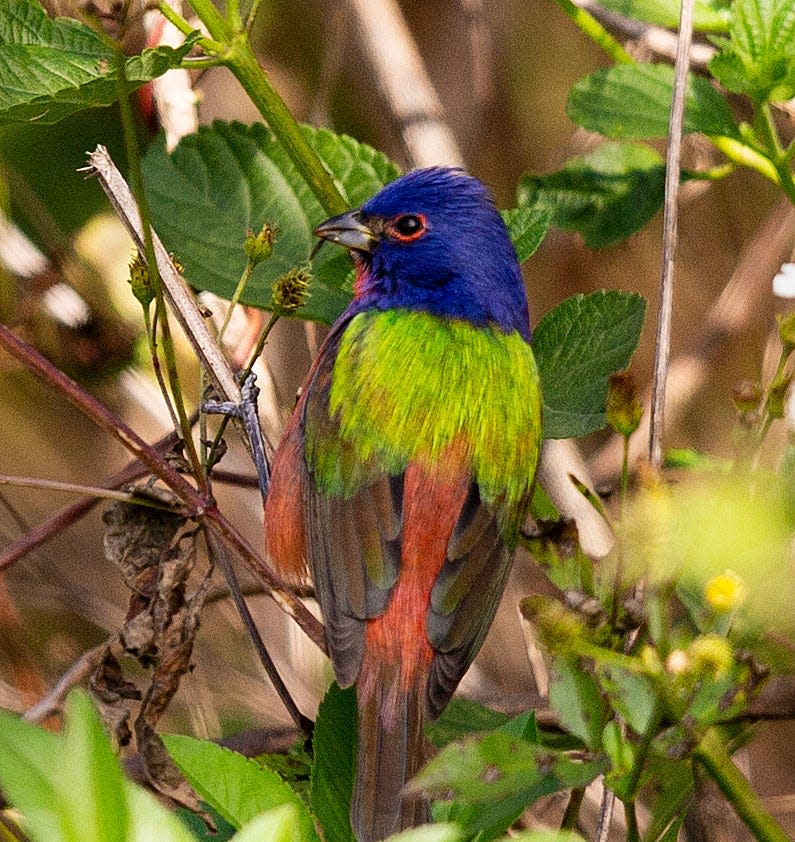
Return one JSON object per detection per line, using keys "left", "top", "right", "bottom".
{"left": 313, "top": 210, "right": 380, "bottom": 254}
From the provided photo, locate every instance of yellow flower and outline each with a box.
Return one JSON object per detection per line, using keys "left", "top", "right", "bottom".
{"left": 705, "top": 570, "right": 746, "bottom": 612}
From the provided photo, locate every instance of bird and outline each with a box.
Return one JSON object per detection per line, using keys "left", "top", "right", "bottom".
{"left": 264, "top": 166, "right": 543, "bottom": 841}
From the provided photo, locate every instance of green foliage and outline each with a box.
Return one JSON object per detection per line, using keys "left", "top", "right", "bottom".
{"left": 596, "top": 0, "right": 730, "bottom": 32}
{"left": 0, "top": 0, "right": 196, "bottom": 124}
{"left": 708, "top": 0, "right": 795, "bottom": 103}
{"left": 162, "top": 734, "right": 319, "bottom": 840}
{"left": 141, "top": 121, "right": 398, "bottom": 323}
{"left": 566, "top": 63, "right": 739, "bottom": 140}
{"left": 0, "top": 691, "right": 195, "bottom": 842}
{"left": 519, "top": 142, "right": 667, "bottom": 247}
{"left": 501, "top": 203, "right": 552, "bottom": 263}
{"left": 413, "top": 717, "right": 605, "bottom": 840}
{"left": 309, "top": 683, "right": 358, "bottom": 842}
{"left": 534, "top": 291, "right": 647, "bottom": 438}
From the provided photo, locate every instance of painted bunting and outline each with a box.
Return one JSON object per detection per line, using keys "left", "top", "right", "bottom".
{"left": 265, "top": 167, "right": 542, "bottom": 841}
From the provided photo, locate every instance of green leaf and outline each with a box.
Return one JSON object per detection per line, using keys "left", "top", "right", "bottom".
{"left": 231, "top": 805, "right": 304, "bottom": 842}
{"left": 411, "top": 729, "right": 604, "bottom": 805}
{"left": 425, "top": 698, "right": 511, "bottom": 749}
{"left": 309, "top": 683, "right": 357, "bottom": 842}
{"left": 501, "top": 203, "right": 551, "bottom": 263}
{"left": 533, "top": 290, "right": 647, "bottom": 438}
{"left": 125, "top": 783, "right": 199, "bottom": 842}
{"left": 385, "top": 824, "right": 464, "bottom": 842}
{"left": 507, "top": 832, "right": 588, "bottom": 842}
{"left": 60, "top": 691, "right": 128, "bottom": 842}
{"left": 0, "top": 0, "right": 196, "bottom": 124}
{"left": 0, "top": 705, "right": 66, "bottom": 841}
{"left": 0, "top": 690, "right": 195, "bottom": 842}
{"left": 548, "top": 658, "right": 606, "bottom": 749}
{"left": 708, "top": 0, "right": 795, "bottom": 103}
{"left": 142, "top": 121, "right": 401, "bottom": 323}
{"left": 597, "top": 0, "right": 730, "bottom": 32}
{"left": 519, "top": 142, "right": 666, "bottom": 247}
{"left": 162, "top": 734, "right": 319, "bottom": 841}
{"left": 566, "top": 64, "right": 739, "bottom": 139}
{"left": 598, "top": 666, "right": 658, "bottom": 735}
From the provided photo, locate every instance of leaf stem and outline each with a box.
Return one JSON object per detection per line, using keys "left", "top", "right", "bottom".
{"left": 157, "top": 1, "right": 226, "bottom": 52}
{"left": 550, "top": 0, "right": 635, "bottom": 64}
{"left": 223, "top": 37, "right": 349, "bottom": 215}
{"left": 694, "top": 728, "right": 790, "bottom": 842}
{"left": 711, "top": 136, "right": 782, "bottom": 188}
{"left": 185, "top": 0, "right": 233, "bottom": 41}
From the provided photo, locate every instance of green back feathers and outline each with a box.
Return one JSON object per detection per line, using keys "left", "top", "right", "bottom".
{"left": 307, "top": 309, "right": 542, "bottom": 516}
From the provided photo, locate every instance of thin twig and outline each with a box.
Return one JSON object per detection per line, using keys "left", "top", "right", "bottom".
{"left": 23, "top": 639, "right": 115, "bottom": 723}
{"left": 0, "top": 474, "right": 179, "bottom": 508}
{"left": 648, "top": 0, "right": 695, "bottom": 469}
{"left": 0, "top": 323, "right": 327, "bottom": 653}
{"left": 204, "top": 529, "right": 313, "bottom": 739}
{"left": 0, "top": 425, "right": 184, "bottom": 573}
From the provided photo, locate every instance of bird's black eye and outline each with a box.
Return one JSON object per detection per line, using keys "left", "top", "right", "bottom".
{"left": 390, "top": 213, "right": 427, "bottom": 241}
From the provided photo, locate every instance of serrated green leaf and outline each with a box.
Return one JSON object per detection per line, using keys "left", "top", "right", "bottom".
{"left": 0, "top": 0, "right": 196, "bottom": 124}
{"left": 566, "top": 64, "right": 739, "bottom": 139}
{"left": 142, "top": 121, "right": 401, "bottom": 323}
{"left": 501, "top": 203, "right": 551, "bottom": 263}
{"left": 708, "top": 0, "right": 795, "bottom": 102}
{"left": 533, "top": 290, "right": 647, "bottom": 438}
{"left": 519, "top": 142, "right": 666, "bottom": 248}
{"left": 598, "top": 0, "right": 730, "bottom": 32}
{"left": 548, "top": 658, "right": 606, "bottom": 749}
{"left": 162, "top": 734, "right": 319, "bottom": 841}
{"left": 309, "top": 683, "right": 357, "bottom": 842}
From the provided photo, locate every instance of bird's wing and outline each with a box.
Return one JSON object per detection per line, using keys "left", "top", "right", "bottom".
{"left": 300, "top": 321, "right": 403, "bottom": 687}
{"left": 425, "top": 484, "right": 521, "bottom": 719}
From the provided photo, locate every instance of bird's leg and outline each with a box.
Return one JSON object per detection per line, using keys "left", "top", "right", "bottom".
{"left": 203, "top": 372, "right": 270, "bottom": 503}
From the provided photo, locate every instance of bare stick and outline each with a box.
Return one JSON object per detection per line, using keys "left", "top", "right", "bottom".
{"left": 83, "top": 147, "right": 241, "bottom": 408}
{"left": 648, "top": 0, "right": 694, "bottom": 469}
{"left": 23, "top": 640, "right": 114, "bottom": 723}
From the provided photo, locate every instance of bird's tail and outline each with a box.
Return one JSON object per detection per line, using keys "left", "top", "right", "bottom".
{"left": 352, "top": 676, "right": 430, "bottom": 842}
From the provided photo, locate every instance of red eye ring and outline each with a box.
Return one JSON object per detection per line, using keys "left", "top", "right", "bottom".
{"left": 388, "top": 213, "right": 428, "bottom": 242}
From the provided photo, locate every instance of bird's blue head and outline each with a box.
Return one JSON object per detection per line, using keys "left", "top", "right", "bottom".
{"left": 314, "top": 167, "right": 531, "bottom": 340}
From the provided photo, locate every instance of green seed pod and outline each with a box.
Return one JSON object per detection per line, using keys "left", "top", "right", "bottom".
{"left": 127, "top": 254, "right": 154, "bottom": 306}
{"left": 272, "top": 266, "right": 311, "bottom": 314}
{"left": 244, "top": 223, "right": 276, "bottom": 265}
{"left": 606, "top": 371, "right": 642, "bottom": 437}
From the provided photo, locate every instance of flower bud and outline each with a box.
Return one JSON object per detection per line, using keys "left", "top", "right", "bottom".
{"left": 730, "top": 380, "right": 762, "bottom": 413}
{"left": 127, "top": 254, "right": 154, "bottom": 306}
{"left": 778, "top": 310, "right": 795, "bottom": 354}
{"left": 244, "top": 223, "right": 276, "bottom": 265}
{"left": 606, "top": 371, "right": 642, "bottom": 438}
{"left": 688, "top": 634, "right": 734, "bottom": 677}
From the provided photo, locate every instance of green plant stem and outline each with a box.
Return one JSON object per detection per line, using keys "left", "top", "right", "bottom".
{"left": 561, "top": 787, "right": 585, "bottom": 830}
{"left": 711, "top": 136, "right": 782, "bottom": 189}
{"left": 114, "top": 48, "right": 203, "bottom": 481}
{"left": 757, "top": 103, "right": 795, "bottom": 206}
{"left": 225, "top": 0, "right": 241, "bottom": 29}
{"left": 694, "top": 728, "right": 790, "bottom": 842}
{"left": 186, "top": 0, "right": 233, "bottom": 41}
{"left": 223, "top": 37, "right": 349, "bottom": 215}
{"left": 551, "top": 0, "right": 635, "bottom": 64}
{"left": 245, "top": 0, "right": 267, "bottom": 30}
{"left": 157, "top": 1, "right": 226, "bottom": 52}
{"left": 217, "top": 258, "right": 256, "bottom": 344}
